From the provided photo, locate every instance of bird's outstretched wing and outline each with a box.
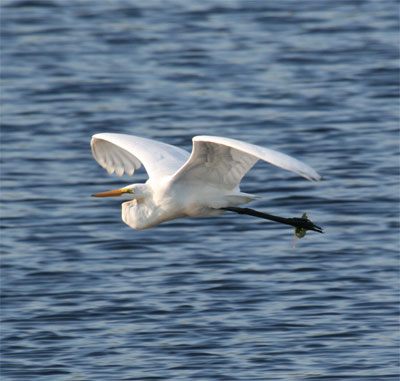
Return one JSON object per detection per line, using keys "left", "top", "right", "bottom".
{"left": 91, "top": 133, "right": 190, "bottom": 179}
{"left": 171, "top": 136, "right": 321, "bottom": 190}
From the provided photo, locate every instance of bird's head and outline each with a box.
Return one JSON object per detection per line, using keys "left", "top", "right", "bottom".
{"left": 91, "top": 184, "right": 147, "bottom": 199}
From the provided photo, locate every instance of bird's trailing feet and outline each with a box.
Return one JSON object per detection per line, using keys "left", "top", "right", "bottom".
{"left": 221, "top": 207, "right": 323, "bottom": 246}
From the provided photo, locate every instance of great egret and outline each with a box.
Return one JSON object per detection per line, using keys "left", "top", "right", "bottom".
{"left": 91, "top": 134, "right": 323, "bottom": 234}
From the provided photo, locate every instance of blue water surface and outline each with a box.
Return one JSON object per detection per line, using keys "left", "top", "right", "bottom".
{"left": 1, "top": 0, "right": 399, "bottom": 380}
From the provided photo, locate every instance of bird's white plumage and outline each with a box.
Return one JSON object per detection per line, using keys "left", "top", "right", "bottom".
{"left": 91, "top": 133, "right": 189, "bottom": 178}
{"left": 91, "top": 134, "right": 321, "bottom": 229}
{"left": 171, "top": 136, "right": 321, "bottom": 189}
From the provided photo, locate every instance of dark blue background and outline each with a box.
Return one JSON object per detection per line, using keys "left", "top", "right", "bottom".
{"left": 1, "top": 1, "right": 399, "bottom": 380}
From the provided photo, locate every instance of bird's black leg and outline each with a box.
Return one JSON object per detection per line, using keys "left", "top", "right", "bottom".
{"left": 220, "top": 207, "right": 323, "bottom": 233}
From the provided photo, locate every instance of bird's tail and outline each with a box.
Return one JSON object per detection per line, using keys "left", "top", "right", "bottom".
{"left": 223, "top": 191, "right": 260, "bottom": 206}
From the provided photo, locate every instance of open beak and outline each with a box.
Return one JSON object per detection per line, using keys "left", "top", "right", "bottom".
{"left": 91, "top": 187, "right": 131, "bottom": 197}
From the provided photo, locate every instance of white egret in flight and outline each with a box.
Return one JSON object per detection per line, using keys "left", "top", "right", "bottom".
{"left": 91, "top": 134, "right": 323, "bottom": 234}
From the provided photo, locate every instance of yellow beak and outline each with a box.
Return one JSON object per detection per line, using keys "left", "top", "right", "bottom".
{"left": 91, "top": 187, "right": 132, "bottom": 197}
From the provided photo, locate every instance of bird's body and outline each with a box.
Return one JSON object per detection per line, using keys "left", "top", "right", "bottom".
{"left": 120, "top": 179, "right": 234, "bottom": 229}
{"left": 91, "top": 134, "right": 321, "bottom": 230}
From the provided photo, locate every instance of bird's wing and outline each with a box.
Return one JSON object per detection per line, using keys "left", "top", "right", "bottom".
{"left": 171, "top": 136, "right": 321, "bottom": 190}
{"left": 91, "top": 133, "right": 190, "bottom": 179}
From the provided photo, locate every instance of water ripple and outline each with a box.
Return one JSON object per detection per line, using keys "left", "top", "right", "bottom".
{"left": 1, "top": 0, "right": 399, "bottom": 380}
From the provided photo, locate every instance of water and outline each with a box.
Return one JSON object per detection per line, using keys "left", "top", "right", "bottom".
{"left": 1, "top": 1, "right": 399, "bottom": 380}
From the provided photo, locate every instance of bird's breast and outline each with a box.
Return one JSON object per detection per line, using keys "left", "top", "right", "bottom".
{"left": 121, "top": 196, "right": 186, "bottom": 229}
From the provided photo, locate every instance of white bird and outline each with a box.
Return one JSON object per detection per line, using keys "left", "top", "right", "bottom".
{"left": 91, "top": 134, "right": 323, "bottom": 233}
